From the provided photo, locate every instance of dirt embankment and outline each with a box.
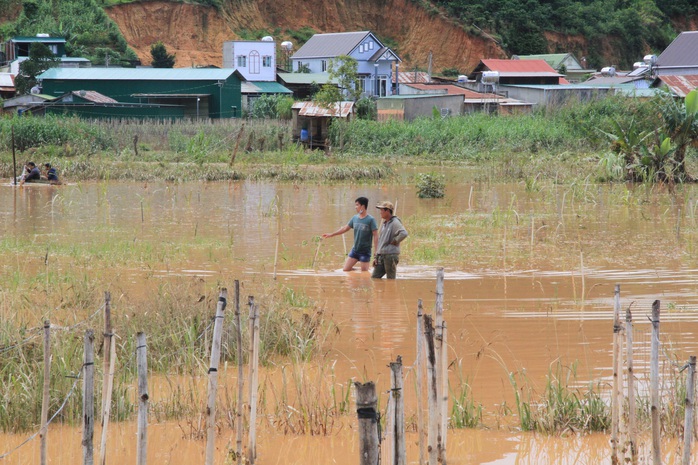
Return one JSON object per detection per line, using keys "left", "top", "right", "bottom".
{"left": 105, "top": 0, "right": 506, "bottom": 72}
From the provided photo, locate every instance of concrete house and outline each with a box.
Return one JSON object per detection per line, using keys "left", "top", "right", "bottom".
{"left": 290, "top": 31, "right": 401, "bottom": 97}
{"left": 656, "top": 31, "right": 698, "bottom": 76}
{"left": 514, "top": 53, "right": 594, "bottom": 83}
{"left": 469, "top": 59, "right": 566, "bottom": 89}
{"left": 2, "top": 35, "right": 90, "bottom": 75}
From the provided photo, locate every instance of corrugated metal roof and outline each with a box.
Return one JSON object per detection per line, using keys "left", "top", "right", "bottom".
{"left": 38, "top": 67, "right": 240, "bottom": 81}
{"left": 481, "top": 59, "right": 561, "bottom": 74}
{"left": 277, "top": 72, "right": 336, "bottom": 85}
{"left": 249, "top": 81, "right": 292, "bottom": 94}
{"left": 496, "top": 72, "right": 562, "bottom": 77}
{"left": 659, "top": 75, "right": 698, "bottom": 97}
{"left": 396, "top": 71, "right": 430, "bottom": 84}
{"left": 292, "top": 101, "right": 354, "bottom": 117}
{"left": 0, "top": 73, "right": 15, "bottom": 88}
{"left": 11, "top": 36, "right": 66, "bottom": 43}
{"left": 658, "top": 31, "right": 698, "bottom": 68}
{"left": 291, "top": 31, "right": 370, "bottom": 59}
{"left": 69, "top": 90, "right": 118, "bottom": 103}
{"left": 515, "top": 53, "right": 569, "bottom": 68}
{"left": 405, "top": 83, "right": 499, "bottom": 99}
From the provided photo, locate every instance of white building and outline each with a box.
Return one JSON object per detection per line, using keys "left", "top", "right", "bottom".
{"left": 222, "top": 40, "right": 276, "bottom": 81}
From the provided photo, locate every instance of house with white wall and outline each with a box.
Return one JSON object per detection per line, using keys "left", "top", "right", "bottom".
{"left": 290, "top": 31, "right": 401, "bottom": 97}
{"left": 222, "top": 40, "right": 276, "bottom": 81}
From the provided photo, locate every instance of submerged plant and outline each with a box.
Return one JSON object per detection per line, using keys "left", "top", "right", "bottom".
{"left": 416, "top": 173, "right": 446, "bottom": 198}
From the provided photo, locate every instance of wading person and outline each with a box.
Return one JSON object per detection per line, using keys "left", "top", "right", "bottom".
{"left": 20, "top": 162, "right": 41, "bottom": 185}
{"left": 372, "top": 201, "right": 408, "bottom": 279}
{"left": 43, "top": 163, "right": 59, "bottom": 184}
{"left": 322, "top": 197, "right": 378, "bottom": 272}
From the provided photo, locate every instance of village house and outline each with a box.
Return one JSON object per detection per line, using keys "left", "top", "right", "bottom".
{"left": 290, "top": 31, "right": 400, "bottom": 98}
{"left": 1, "top": 35, "right": 91, "bottom": 75}
{"left": 513, "top": 53, "right": 595, "bottom": 83}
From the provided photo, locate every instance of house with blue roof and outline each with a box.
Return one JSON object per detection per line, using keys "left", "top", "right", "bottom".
{"left": 290, "top": 31, "right": 401, "bottom": 97}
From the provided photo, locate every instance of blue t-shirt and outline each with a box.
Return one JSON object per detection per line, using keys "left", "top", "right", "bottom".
{"left": 347, "top": 214, "right": 378, "bottom": 255}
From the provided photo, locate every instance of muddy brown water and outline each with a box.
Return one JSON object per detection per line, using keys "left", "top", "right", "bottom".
{"left": 3, "top": 177, "right": 698, "bottom": 464}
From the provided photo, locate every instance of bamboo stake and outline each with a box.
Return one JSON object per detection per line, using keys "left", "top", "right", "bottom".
{"left": 99, "top": 335, "right": 116, "bottom": 465}
{"left": 416, "top": 300, "right": 426, "bottom": 465}
{"left": 434, "top": 269, "right": 446, "bottom": 464}
{"left": 230, "top": 123, "right": 245, "bottom": 166}
{"left": 626, "top": 306, "right": 637, "bottom": 465}
{"left": 390, "top": 356, "right": 406, "bottom": 465}
{"left": 101, "top": 291, "right": 112, "bottom": 421}
{"left": 40, "top": 321, "right": 50, "bottom": 465}
{"left": 424, "top": 314, "right": 438, "bottom": 465}
{"left": 11, "top": 126, "right": 17, "bottom": 185}
{"left": 234, "top": 281, "right": 244, "bottom": 465}
{"left": 205, "top": 289, "right": 228, "bottom": 465}
{"left": 273, "top": 212, "right": 280, "bottom": 280}
{"left": 440, "top": 322, "right": 448, "bottom": 465}
{"left": 355, "top": 382, "right": 379, "bottom": 465}
{"left": 247, "top": 297, "right": 260, "bottom": 465}
{"left": 312, "top": 238, "right": 322, "bottom": 270}
{"left": 83, "top": 330, "right": 95, "bottom": 465}
{"left": 136, "top": 332, "right": 148, "bottom": 465}
{"left": 682, "top": 356, "right": 696, "bottom": 465}
{"left": 611, "top": 284, "right": 621, "bottom": 465}
{"left": 650, "top": 300, "right": 661, "bottom": 465}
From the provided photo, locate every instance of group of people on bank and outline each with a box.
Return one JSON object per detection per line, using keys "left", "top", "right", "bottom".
{"left": 322, "top": 197, "right": 408, "bottom": 279}
{"left": 17, "top": 162, "right": 60, "bottom": 185}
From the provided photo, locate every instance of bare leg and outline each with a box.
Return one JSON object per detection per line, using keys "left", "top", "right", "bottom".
{"left": 343, "top": 257, "right": 359, "bottom": 271}
{"left": 359, "top": 260, "right": 370, "bottom": 272}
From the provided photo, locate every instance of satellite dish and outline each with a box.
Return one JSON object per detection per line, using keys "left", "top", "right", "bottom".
{"left": 281, "top": 41, "right": 293, "bottom": 51}
{"left": 261, "top": 36, "right": 274, "bottom": 42}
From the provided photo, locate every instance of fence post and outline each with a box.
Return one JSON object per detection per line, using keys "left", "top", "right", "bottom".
{"left": 83, "top": 330, "right": 95, "bottom": 465}
{"left": 40, "top": 320, "right": 50, "bottom": 465}
{"left": 99, "top": 335, "right": 116, "bottom": 465}
{"left": 234, "top": 281, "right": 244, "bottom": 465}
{"left": 416, "top": 300, "right": 426, "bottom": 465}
{"left": 424, "top": 314, "right": 438, "bottom": 465}
{"left": 682, "top": 356, "right": 696, "bottom": 465}
{"left": 136, "top": 332, "right": 148, "bottom": 465}
{"left": 626, "top": 306, "right": 637, "bottom": 465}
{"left": 355, "top": 382, "right": 379, "bottom": 465}
{"left": 611, "top": 284, "right": 621, "bottom": 465}
{"left": 205, "top": 288, "right": 228, "bottom": 465}
{"left": 247, "top": 297, "right": 260, "bottom": 465}
{"left": 650, "top": 300, "right": 661, "bottom": 465}
{"left": 390, "top": 356, "right": 406, "bottom": 465}
{"left": 101, "top": 291, "right": 112, "bottom": 421}
{"left": 440, "top": 322, "right": 448, "bottom": 465}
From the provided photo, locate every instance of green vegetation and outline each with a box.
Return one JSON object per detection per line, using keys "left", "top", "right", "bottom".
{"left": 13, "top": 42, "right": 59, "bottom": 95}
{"left": 150, "top": 41, "right": 175, "bottom": 68}
{"left": 314, "top": 55, "right": 361, "bottom": 108}
{"left": 249, "top": 94, "right": 294, "bottom": 119}
{"left": 416, "top": 173, "right": 446, "bottom": 198}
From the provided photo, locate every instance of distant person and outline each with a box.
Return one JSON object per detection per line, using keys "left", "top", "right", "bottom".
{"left": 322, "top": 196, "right": 378, "bottom": 272}
{"left": 20, "top": 162, "right": 41, "bottom": 185}
{"left": 372, "top": 201, "right": 408, "bottom": 279}
{"left": 43, "top": 163, "right": 59, "bottom": 183}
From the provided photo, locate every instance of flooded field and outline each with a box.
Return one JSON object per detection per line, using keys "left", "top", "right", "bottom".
{"left": 2, "top": 172, "right": 698, "bottom": 464}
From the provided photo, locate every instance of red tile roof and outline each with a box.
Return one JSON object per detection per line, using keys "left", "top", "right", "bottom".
{"left": 659, "top": 75, "right": 698, "bottom": 98}
{"left": 482, "top": 59, "right": 559, "bottom": 74}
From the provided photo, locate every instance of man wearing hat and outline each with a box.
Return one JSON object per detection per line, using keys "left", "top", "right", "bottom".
{"left": 372, "top": 201, "right": 409, "bottom": 279}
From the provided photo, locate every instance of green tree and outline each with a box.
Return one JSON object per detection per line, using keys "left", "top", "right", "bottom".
{"left": 150, "top": 41, "right": 175, "bottom": 68}
{"left": 14, "top": 42, "right": 59, "bottom": 95}
{"left": 314, "top": 55, "right": 361, "bottom": 110}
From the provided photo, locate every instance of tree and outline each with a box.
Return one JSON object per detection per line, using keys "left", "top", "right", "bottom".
{"left": 314, "top": 55, "right": 361, "bottom": 111}
{"left": 14, "top": 43, "right": 59, "bottom": 95}
{"left": 150, "top": 42, "right": 175, "bottom": 68}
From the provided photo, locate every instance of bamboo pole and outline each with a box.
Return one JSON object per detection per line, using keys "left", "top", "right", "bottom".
{"left": 390, "top": 356, "right": 406, "bottom": 465}
{"left": 273, "top": 212, "right": 280, "bottom": 280}
{"left": 312, "top": 238, "right": 322, "bottom": 270}
{"left": 416, "top": 300, "right": 426, "bottom": 465}
{"left": 247, "top": 297, "right": 260, "bottom": 465}
{"left": 205, "top": 289, "right": 228, "bottom": 465}
{"left": 682, "top": 356, "right": 696, "bottom": 465}
{"left": 99, "top": 335, "right": 116, "bottom": 465}
{"left": 440, "top": 322, "right": 448, "bottom": 465}
{"left": 611, "top": 284, "right": 621, "bottom": 465}
{"left": 234, "top": 281, "right": 244, "bottom": 465}
{"left": 136, "top": 332, "right": 149, "bottom": 465}
{"left": 424, "top": 314, "right": 438, "bottom": 465}
{"left": 40, "top": 320, "right": 50, "bottom": 465}
{"left": 230, "top": 123, "right": 245, "bottom": 166}
{"left": 101, "top": 291, "right": 112, "bottom": 421}
{"left": 626, "top": 306, "right": 637, "bottom": 465}
{"left": 355, "top": 382, "right": 380, "bottom": 465}
{"left": 650, "top": 300, "right": 661, "bottom": 465}
{"left": 11, "top": 126, "right": 17, "bottom": 185}
{"left": 83, "top": 330, "right": 95, "bottom": 465}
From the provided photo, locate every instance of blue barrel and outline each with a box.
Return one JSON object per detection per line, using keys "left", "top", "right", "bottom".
{"left": 300, "top": 129, "right": 309, "bottom": 142}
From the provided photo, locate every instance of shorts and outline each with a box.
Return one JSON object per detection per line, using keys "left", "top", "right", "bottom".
{"left": 348, "top": 248, "right": 371, "bottom": 263}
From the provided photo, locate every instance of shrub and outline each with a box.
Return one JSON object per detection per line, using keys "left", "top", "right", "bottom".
{"left": 416, "top": 173, "right": 445, "bottom": 198}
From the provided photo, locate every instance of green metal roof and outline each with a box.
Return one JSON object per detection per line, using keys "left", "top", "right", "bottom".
{"left": 249, "top": 81, "right": 292, "bottom": 93}
{"left": 517, "top": 54, "right": 570, "bottom": 68}
{"left": 12, "top": 36, "right": 66, "bottom": 43}
{"left": 38, "top": 67, "right": 241, "bottom": 81}
{"left": 277, "top": 72, "right": 336, "bottom": 85}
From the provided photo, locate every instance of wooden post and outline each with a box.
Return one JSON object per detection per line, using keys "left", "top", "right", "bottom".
{"left": 234, "top": 281, "right": 244, "bottom": 465}
{"left": 355, "top": 382, "right": 379, "bottom": 465}
{"left": 205, "top": 289, "right": 228, "bottom": 465}
{"left": 416, "top": 300, "right": 426, "bottom": 465}
{"left": 247, "top": 297, "right": 260, "bottom": 465}
{"left": 11, "top": 126, "right": 17, "bottom": 185}
{"left": 440, "top": 322, "right": 448, "bottom": 465}
{"left": 390, "top": 356, "right": 406, "bottom": 465}
{"left": 273, "top": 210, "right": 280, "bottom": 280}
{"left": 83, "top": 330, "right": 95, "bottom": 465}
{"left": 424, "top": 315, "right": 439, "bottom": 465}
{"left": 611, "top": 284, "right": 622, "bottom": 465}
{"left": 230, "top": 123, "right": 245, "bottom": 166}
{"left": 650, "top": 300, "right": 661, "bottom": 465}
{"left": 626, "top": 306, "right": 637, "bottom": 465}
{"left": 682, "top": 356, "right": 696, "bottom": 465}
{"left": 101, "top": 291, "right": 113, "bottom": 421}
{"left": 136, "top": 332, "right": 149, "bottom": 465}
{"left": 433, "top": 269, "right": 445, "bottom": 464}
{"left": 99, "top": 335, "right": 116, "bottom": 465}
{"left": 40, "top": 321, "right": 50, "bottom": 465}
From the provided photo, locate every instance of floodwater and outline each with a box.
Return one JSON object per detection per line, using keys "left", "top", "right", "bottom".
{"left": 3, "top": 174, "right": 698, "bottom": 464}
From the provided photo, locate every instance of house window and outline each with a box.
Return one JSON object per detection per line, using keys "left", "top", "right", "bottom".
{"left": 249, "top": 50, "right": 260, "bottom": 74}
{"left": 237, "top": 55, "right": 247, "bottom": 67}
{"left": 262, "top": 56, "right": 272, "bottom": 67}
{"left": 49, "top": 45, "right": 58, "bottom": 55}
{"left": 321, "top": 60, "right": 327, "bottom": 72}
{"left": 368, "top": 41, "right": 374, "bottom": 50}
{"left": 359, "top": 44, "right": 364, "bottom": 53}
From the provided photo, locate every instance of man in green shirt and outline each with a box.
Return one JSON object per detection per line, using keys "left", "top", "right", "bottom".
{"left": 322, "top": 197, "right": 379, "bottom": 272}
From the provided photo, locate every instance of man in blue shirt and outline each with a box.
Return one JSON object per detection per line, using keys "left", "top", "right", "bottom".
{"left": 322, "top": 197, "right": 379, "bottom": 272}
